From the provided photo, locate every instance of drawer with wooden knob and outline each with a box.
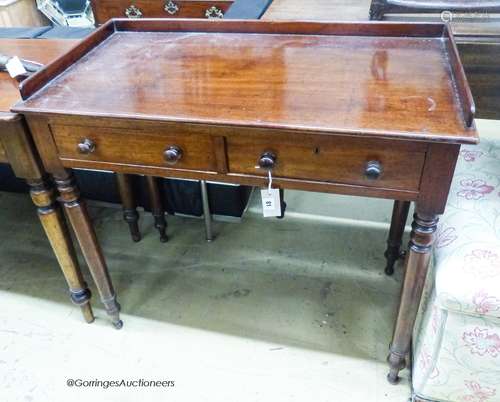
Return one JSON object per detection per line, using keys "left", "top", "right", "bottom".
{"left": 50, "top": 124, "right": 218, "bottom": 172}
{"left": 226, "top": 133, "right": 428, "bottom": 192}
{"left": 91, "top": 0, "right": 234, "bottom": 24}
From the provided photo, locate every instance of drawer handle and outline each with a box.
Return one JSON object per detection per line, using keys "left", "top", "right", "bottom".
{"left": 164, "top": 145, "right": 183, "bottom": 165}
{"left": 258, "top": 151, "right": 277, "bottom": 170}
{"left": 77, "top": 139, "right": 96, "bottom": 155}
{"left": 205, "top": 6, "right": 224, "bottom": 19}
{"left": 164, "top": 0, "right": 179, "bottom": 15}
{"left": 125, "top": 5, "right": 143, "bottom": 18}
{"left": 365, "top": 160, "right": 383, "bottom": 180}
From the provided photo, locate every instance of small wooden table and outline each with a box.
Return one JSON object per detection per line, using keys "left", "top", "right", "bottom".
{"left": 0, "top": 39, "right": 95, "bottom": 324}
{"left": 13, "top": 19, "right": 478, "bottom": 384}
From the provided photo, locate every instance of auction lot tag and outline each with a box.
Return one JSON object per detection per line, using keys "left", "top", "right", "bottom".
{"left": 261, "top": 188, "right": 281, "bottom": 217}
{"left": 6, "top": 56, "right": 26, "bottom": 78}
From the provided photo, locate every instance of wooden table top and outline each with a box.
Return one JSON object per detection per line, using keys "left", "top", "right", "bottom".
{"left": 0, "top": 39, "right": 76, "bottom": 115}
{"left": 14, "top": 20, "right": 477, "bottom": 144}
{"left": 0, "top": 39, "right": 76, "bottom": 164}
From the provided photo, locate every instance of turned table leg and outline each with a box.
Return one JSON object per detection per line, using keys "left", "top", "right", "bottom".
{"left": 1, "top": 114, "right": 96, "bottom": 324}
{"left": 28, "top": 178, "right": 94, "bottom": 323}
{"left": 384, "top": 200, "right": 411, "bottom": 275}
{"left": 387, "top": 212, "right": 438, "bottom": 384}
{"left": 116, "top": 173, "right": 141, "bottom": 242}
{"left": 145, "top": 176, "right": 168, "bottom": 243}
{"left": 55, "top": 172, "right": 122, "bottom": 329}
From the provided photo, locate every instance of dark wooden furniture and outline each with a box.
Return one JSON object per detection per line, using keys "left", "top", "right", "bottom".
{"left": 456, "top": 30, "right": 500, "bottom": 120}
{"left": 91, "top": 0, "right": 234, "bottom": 24}
{"left": 115, "top": 172, "right": 142, "bottom": 241}
{"left": 369, "top": 0, "right": 500, "bottom": 21}
{"left": 145, "top": 175, "right": 168, "bottom": 242}
{"left": 12, "top": 19, "right": 478, "bottom": 383}
{"left": 116, "top": 172, "right": 169, "bottom": 242}
{"left": 384, "top": 200, "right": 411, "bottom": 275}
{"left": 0, "top": 39, "right": 95, "bottom": 324}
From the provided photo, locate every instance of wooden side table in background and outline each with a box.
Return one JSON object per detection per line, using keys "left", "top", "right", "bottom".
{"left": 0, "top": 39, "right": 96, "bottom": 323}
{"left": 0, "top": 39, "right": 122, "bottom": 328}
{"left": 0, "top": 112, "right": 95, "bottom": 323}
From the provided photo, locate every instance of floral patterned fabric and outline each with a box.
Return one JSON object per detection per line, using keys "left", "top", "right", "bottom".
{"left": 413, "top": 301, "right": 500, "bottom": 401}
{"left": 413, "top": 131, "right": 500, "bottom": 402}
{"left": 434, "top": 138, "right": 500, "bottom": 319}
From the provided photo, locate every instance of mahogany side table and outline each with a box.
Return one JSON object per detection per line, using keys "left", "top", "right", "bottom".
{"left": 13, "top": 19, "right": 478, "bottom": 383}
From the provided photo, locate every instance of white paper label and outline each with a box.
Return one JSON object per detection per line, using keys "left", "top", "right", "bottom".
{"left": 261, "top": 188, "right": 281, "bottom": 218}
{"left": 6, "top": 56, "right": 27, "bottom": 78}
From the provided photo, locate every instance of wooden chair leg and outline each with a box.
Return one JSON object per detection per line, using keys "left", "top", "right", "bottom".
{"left": 145, "top": 176, "right": 168, "bottom": 242}
{"left": 28, "top": 178, "right": 94, "bottom": 323}
{"left": 116, "top": 173, "right": 141, "bottom": 242}
{"left": 55, "top": 172, "right": 122, "bottom": 329}
{"left": 384, "top": 200, "right": 411, "bottom": 276}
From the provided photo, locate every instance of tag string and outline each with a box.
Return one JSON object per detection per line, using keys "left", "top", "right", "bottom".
{"left": 268, "top": 170, "right": 272, "bottom": 195}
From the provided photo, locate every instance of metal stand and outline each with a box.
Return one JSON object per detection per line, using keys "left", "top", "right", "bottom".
{"left": 200, "top": 180, "right": 213, "bottom": 242}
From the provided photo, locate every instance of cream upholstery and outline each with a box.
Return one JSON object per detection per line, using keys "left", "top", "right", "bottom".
{"left": 413, "top": 129, "right": 500, "bottom": 402}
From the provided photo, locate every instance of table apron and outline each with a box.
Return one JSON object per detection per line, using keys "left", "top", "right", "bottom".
{"left": 57, "top": 157, "right": 419, "bottom": 201}
{"left": 48, "top": 121, "right": 428, "bottom": 201}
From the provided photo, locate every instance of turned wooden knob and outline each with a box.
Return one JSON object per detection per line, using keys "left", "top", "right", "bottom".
{"left": 365, "top": 160, "right": 382, "bottom": 180}
{"left": 164, "top": 145, "right": 183, "bottom": 165}
{"left": 258, "top": 151, "right": 277, "bottom": 170}
{"left": 77, "top": 138, "right": 95, "bottom": 154}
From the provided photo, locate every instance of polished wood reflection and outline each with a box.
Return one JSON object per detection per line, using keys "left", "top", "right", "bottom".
{"left": 0, "top": 39, "right": 75, "bottom": 113}
{"left": 15, "top": 20, "right": 477, "bottom": 144}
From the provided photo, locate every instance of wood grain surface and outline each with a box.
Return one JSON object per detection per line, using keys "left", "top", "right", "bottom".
{"left": 14, "top": 20, "right": 477, "bottom": 143}
{"left": 0, "top": 39, "right": 76, "bottom": 114}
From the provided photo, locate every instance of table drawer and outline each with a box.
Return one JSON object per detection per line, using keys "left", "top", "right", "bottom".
{"left": 51, "top": 125, "right": 217, "bottom": 172}
{"left": 91, "top": 0, "right": 233, "bottom": 23}
{"left": 226, "top": 134, "right": 427, "bottom": 191}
